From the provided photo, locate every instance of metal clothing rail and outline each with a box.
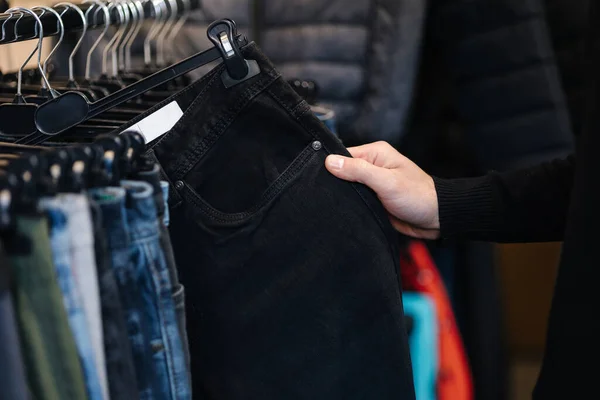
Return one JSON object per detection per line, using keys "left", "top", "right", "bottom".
{"left": 0, "top": 0, "right": 199, "bottom": 44}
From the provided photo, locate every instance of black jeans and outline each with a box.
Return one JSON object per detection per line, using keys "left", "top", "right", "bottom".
{"left": 122, "top": 43, "right": 414, "bottom": 399}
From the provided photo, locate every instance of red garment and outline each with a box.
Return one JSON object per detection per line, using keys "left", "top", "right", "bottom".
{"left": 401, "top": 241, "right": 474, "bottom": 400}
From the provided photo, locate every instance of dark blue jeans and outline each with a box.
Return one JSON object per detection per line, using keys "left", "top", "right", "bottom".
{"left": 120, "top": 180, "right": 191, "bottom": 400}
{"left": 135, "top": 165, "right": 192, "bottom": 385}
{"left": 88, "top": 186, "right": 157, "bottom": 400}
{"left": 87, "top": 198, "right": 139, "bottom": 400}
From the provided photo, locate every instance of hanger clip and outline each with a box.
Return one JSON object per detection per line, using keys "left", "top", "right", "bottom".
{"left": 207, "top": 19, "right": 260, "bottom": 88}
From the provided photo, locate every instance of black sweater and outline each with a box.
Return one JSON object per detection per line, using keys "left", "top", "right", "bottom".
{"left": 434, "top": 155, "right": 575, "bottom": 243}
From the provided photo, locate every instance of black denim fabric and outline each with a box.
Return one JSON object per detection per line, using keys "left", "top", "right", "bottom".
{"left": 134, "top": 165, "right": 192, "bottom": 382}
{"left": 119, "top": 43, "right": 415, "bottom": 399}
{"left": 88, "top": 201, "right": 139, "bottom": 400}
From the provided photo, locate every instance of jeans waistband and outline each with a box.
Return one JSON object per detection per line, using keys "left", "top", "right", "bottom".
{"left": 43, "top": 194, "right": 94, "bottom": 249}
{"left": 117, "top": 43, "right": 291, "bottom": 179}
{"left": 118, "top": 42, "right": 347, "bottom": 209}
{"left": 88, "top": 187, "right": 130, "bottom": 250}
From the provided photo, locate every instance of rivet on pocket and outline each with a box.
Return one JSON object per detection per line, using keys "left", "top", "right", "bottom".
{"left": 311, "top": 141, "right": 322, "bottom": 151}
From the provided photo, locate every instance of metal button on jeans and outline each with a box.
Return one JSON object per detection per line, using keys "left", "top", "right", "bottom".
{"left": 312, "top": 141, "right": 322, "bottom": 151}
{"left": 174, "top": 180, "right": 184, "bottom": 190}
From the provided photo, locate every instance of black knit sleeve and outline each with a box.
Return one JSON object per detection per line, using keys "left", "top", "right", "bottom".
{"left": 433, "top": 155, "right": 575, "bottom": 243}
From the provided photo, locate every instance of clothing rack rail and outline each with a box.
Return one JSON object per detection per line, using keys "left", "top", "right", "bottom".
{"left": 0, "top": 0, "right": 200, "bottom": 44}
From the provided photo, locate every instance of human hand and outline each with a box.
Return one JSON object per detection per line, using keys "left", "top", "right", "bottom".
{"left": 325, "top": 141, "right": 440, "bottom": 240}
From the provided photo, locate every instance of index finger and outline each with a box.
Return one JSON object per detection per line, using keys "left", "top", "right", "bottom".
{"left": 347, "top": 142, "right": 397, "bottom": 167}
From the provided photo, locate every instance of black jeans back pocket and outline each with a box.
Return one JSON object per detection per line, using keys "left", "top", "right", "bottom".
{"left": 181, "top": 141, "right": 319, "bottom": 225}
{"left": 181, "top": 94, "right": 318, "bottom": 222}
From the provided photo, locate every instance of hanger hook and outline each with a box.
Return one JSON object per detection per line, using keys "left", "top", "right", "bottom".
{"left": 166, "top": 0, "right": 190, "bottom": 62}
{"left": 156, "top": 0, "right": 177, "bottom": 67}
{"left": 115, "top": 0, "right": 132, "bottom": 72}
{"left": 125, "top": 0, "right": 144, "bottom": 70}
{"left": 7, "top": 7, "right": 52, "bottom": 98}
{"left": 1, "top": 11, "right": 15, "bottom": 42}
{"left": 31, "top": 6, "right": 64, "bottom": 91}
{"left": 144, "top": 0, "right": 166, "bottom": 66}
{"left": 0, "top": 12, "right": 16, "bottom": 73}
{"left": 117, "top": 0, "right": 138, "bottom": 71}
{"left": 102, "top": 1, "right": 125, "bottom": 77}
{"left": 55, "top": 3, "right": 87, "bottom": 83}
{"left": 11, "top": 11, "right": 28, "bottom": 43}
{"left": 83, "top": 0, "right": 109, "bottom": 81}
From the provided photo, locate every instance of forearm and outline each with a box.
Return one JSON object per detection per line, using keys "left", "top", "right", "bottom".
{"left": 433, "top": 155, "right": 575, "bottom": 243}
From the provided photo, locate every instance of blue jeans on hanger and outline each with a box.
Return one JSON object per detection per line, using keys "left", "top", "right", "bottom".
{"left": 39, "top": 200, "right": 104, "bottom": 400}
{"left": 88, "top": 186, "right": 157, "bottom": 400}
{"left": 120, "top": 180, "right": 191, "bottom": 400}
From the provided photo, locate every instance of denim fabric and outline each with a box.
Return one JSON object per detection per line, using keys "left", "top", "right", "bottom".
{"left": 159, "top": 181, "right": 190, "bottom": 378}
{"left": 115, "top": 42, "right": 415, "bottom": 398}
{"left": 52, "top": 194, "right": 109, "bottom": 400}
{"left": 8, "top": 214, "right": 88, "bottom": 400}
{"left": 121, "top": 180, "right": 191, "bottom": 400}
{"left": 88, "top": 199, "right": 139, "bottom": 400}
{"left": 160, "top": 181, "right": 171, "bottom": 227}
{"left": 0, "top": 242, "right": 29, "bottom": 400}
{"left": 135, "top": 165, "right": 191, "bottom": 380}
{"left": 88, "top": 186, "right": 156, "bottom": 400}
{"left": 311, "top": 105, "right": 338, "bottom": 137}
{"left": 38, "top": 199, "right": 104, "bottom": 400}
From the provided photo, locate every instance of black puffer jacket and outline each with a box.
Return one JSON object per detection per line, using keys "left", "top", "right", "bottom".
{"left": 426, "top": 0, "right": 574, "bottom": 171}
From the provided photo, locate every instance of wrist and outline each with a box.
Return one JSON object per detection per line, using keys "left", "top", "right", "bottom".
{"left": 427, "top": 175, "right": 440, "bottom": 230}
{"left": 432, "top": 176, "right": 496, "bottom": 238}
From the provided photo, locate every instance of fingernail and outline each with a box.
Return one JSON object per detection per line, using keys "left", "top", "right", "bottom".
{"left": 326, "top": 155, "right": 344, "bottom": 170}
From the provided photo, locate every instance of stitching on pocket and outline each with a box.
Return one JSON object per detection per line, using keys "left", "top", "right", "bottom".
{"left": 181, "top": 142, "right": 318, "bottom": 224}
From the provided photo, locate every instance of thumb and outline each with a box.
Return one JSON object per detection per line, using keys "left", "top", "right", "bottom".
{"left": 325, "top": 154, "right": 391, "bottom": 193}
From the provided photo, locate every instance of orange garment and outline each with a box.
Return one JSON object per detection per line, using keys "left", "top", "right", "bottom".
{"left": 400, "top": 241, "right": 474, "bottom": 400}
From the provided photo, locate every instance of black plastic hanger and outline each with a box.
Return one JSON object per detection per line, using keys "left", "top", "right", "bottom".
{"left": 26, "top": 19, "right": 259, "bottom": 144}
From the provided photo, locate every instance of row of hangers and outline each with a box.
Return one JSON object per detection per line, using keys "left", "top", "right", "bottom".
{"left": 0, "top": 0, "right": 258, "bottom": 231}
{"left": 0, "top": 0, "right": 256, "bottom": 142}
{"left": 0, "top": 0, "right": 194, "bottom": 140}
